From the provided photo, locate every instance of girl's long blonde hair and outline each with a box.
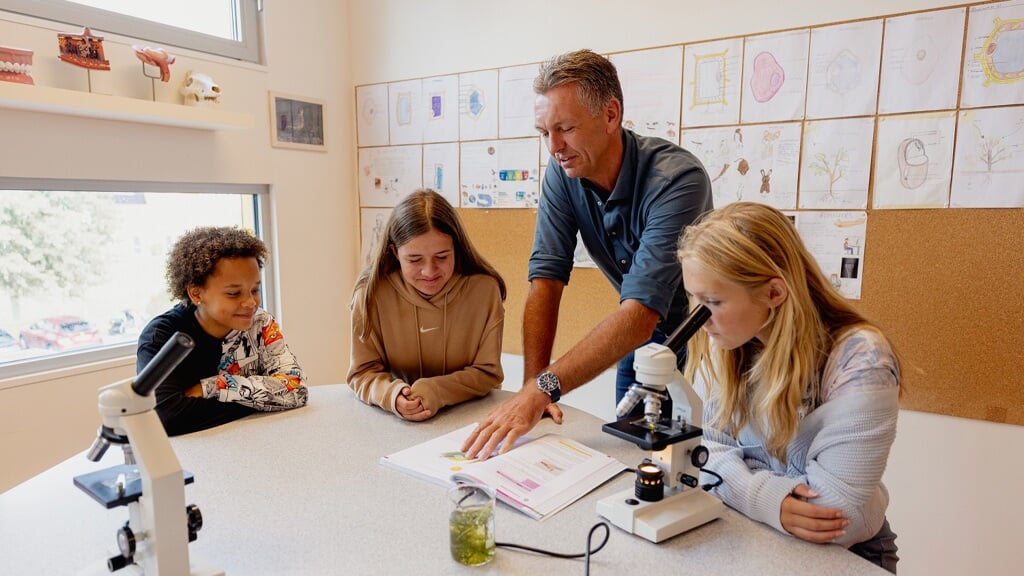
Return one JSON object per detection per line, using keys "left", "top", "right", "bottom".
{"left": 351, "top": 189, "right": 505, "bottom": 340}
{"left": 679, "top": 202, "right": 882, "bottom": 462}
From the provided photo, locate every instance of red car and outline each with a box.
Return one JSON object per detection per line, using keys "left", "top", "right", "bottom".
{"left": 19, "top": 316, "right": 103, "bottom": 351}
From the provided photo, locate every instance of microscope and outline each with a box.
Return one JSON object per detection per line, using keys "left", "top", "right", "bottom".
{"left": 597, "top": 305, "right": 725, "bottom": 542}
{"left": 73, "top": 332, "right": 223, "bottom": 575}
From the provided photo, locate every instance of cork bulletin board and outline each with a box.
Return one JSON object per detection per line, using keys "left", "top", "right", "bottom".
{"left": 360, "top": 1, "right": 1024, "bottom": 426}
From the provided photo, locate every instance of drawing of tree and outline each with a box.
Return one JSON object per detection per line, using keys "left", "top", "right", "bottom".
{"left": 973, "top": 124, "right": 1013, "bottom": 172}
{"left": 808, "top": 148, "right": 849, "bottom": 200}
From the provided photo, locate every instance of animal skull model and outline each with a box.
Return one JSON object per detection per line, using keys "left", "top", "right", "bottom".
{"left": 180, "top": 71, "right": 221, "bottom": 107}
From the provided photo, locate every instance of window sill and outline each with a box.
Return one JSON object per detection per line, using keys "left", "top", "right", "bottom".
{"left": 0, "top": 81, "right": 253, "bottom": 130}
{"left": 0, "top": 346, "right": 136, "bottom": 391}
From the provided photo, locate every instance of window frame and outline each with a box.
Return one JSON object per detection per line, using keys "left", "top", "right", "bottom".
{"left": 0, "top": 0, "right": 263, "bottom": 63}
{"left": 0, "top": 177, "right": 273, "bottom": 380}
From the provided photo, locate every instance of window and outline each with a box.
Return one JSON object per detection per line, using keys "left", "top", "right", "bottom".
{"left": 1, "top": 0, "right": 262, "bottom": 63}
{"left": 0, "top": 179, "right": 270, "bottom": 377}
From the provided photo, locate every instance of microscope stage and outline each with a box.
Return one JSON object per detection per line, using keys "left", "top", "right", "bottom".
{"left": 74, "top": 464, "right": 194, "bottom": 509}
{"left": 602, "top": 419, "right": 702, "bottom": 451}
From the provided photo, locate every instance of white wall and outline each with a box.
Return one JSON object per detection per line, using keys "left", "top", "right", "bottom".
{"left": 349, "top": 2, "right": 1021, "bottom": 575}
{"left": 0, "top": 0, "right": 358, "bottom": 489}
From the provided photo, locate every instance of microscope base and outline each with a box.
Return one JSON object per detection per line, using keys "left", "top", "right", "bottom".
{"left": 79, "top": 553, "right": 224, "bottom": 576}
{"left": 597, "top": 486, "right": 724, "bottom": 543}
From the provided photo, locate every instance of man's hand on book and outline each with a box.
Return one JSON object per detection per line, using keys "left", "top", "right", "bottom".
{"left": 461, "top": 386, "right": 563, "bottom": 460}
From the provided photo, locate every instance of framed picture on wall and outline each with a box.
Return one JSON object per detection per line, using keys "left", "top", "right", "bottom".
{"left": 269, "top": 92, "right": 327, "bottom": 151}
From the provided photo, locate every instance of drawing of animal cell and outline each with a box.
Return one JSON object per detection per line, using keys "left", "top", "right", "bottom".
{"left": 897, "top": 137, "right": 929, "bottom": 189}
{"left": 692, "top": 50, "right": 730, "bottom": 107}
{"left": 900, "top": 35, "right": 941, "bottom": 85}
{"left": 826, "top": 49, "right": 861, "bottom": 94}
{"left": 361, "top": 96, "right": 380, "bottom": 124}
{"left": 974, "top": 17, "right": 1024, "bottom": 86}
{"left": 750, "top": 52, "right": 785, "bottom": 102}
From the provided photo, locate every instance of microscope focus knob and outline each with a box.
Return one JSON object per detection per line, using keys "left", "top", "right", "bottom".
{"left": 187, "top": 504, "right": 204, "bottom": 542}
{"left": 116, "top": 523, "right": 136, "bottom": 559}
{"left": 691, "top": 445, "right": 710, "bottom": 468}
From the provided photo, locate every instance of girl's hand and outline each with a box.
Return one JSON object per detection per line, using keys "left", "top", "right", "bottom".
{"left": 396, "top": 386, "right": 433, "bottom": 421}
{"left": 780, "top": 484, "right": 849, "bottom": 544}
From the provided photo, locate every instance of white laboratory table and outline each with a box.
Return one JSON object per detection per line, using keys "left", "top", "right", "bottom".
{"left": 0, "top": 385, "right": 889, "bottom": 575}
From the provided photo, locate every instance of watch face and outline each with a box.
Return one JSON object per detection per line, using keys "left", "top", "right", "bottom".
{"left": 538, "top": 371, "right": 558, "bottom": 391}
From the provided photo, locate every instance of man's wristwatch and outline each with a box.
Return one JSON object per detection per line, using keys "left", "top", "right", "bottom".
{"left": 536, "top": 370, "right": 561, "bottom": 403}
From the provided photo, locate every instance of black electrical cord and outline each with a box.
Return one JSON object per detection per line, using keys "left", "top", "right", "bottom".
{"left": 700, "top": 466, "right": 723, "bottom": 490}
{"left": 496, "top": 521, "right": 610, "bottom": 574}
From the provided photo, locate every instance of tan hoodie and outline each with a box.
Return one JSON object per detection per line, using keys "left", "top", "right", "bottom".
{"left": 347, "top": 270, "right": 504, "bottom": 417}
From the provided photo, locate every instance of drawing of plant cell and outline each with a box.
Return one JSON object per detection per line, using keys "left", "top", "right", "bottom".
{"left": 974, "top": 17, "right": 1024, "bottom": 86}
{"left": 396, "top": 91, "right": 413, "bottom": 125}
{"left": 430, "top": 93, "right": 444, "bottom": 120}
{"left": 750, "top": 52, "right": 785, "bottom": 102}
{"left": 826, "top": 49, "right": 861, "bottom": 94}
{"left": 897, "top": 137, "right": 929, "bottom": 189}
{"left": 465, "top": 86, "right": 485, "bottom": 119}
{"left": 691, "top": 50, "right": 730, "bottom": 108}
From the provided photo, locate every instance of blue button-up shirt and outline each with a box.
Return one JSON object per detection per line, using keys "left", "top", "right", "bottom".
{"left": 529, "top": 129, "right": 713, "bottom": 332}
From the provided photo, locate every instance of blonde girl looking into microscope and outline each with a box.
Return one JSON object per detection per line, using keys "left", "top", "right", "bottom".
{"left": 348, "top": 189, "right": 506, "bottom": 421}
{"left": 678, "top": 202, "right": 901, "bottom": 573}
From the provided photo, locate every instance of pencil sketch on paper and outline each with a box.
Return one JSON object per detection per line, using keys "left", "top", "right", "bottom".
{"left": 396, "top": 91, "right": 413, "bottom": 125}
{"left": 826, "top": 49, "right": 861, "bottom": 94}
{"left": 749, "top": 51, "right": 785, "bottom": 102}
{"left": 897, "top": 137, "right": 929, "bottom": 189}
{"left": 463, "top": 85, "right": 485, "bottom": 120}
{"left": 807, "top": 148, "right": 850, "bottom": 201}
{"left": 900, "top": 34, "right": 941, "bottom": 86}
{"left": 690, "top": 49, "right": 731, "bottom": 109}
{"left": 973, "top": 17, "right": 1024, "bottom": 87}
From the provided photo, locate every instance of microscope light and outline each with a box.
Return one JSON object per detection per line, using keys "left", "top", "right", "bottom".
{"left": 635, "top": 461, "right": 664, "bottom": 502}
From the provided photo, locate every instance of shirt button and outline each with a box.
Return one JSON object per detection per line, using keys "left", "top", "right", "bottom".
{"left": 610, "top": 231, "right": 616, "bottom": 236}
{"left": 597, "top": 201, "right": 603, "bottom": 206}
{"left": 619, "top": 259, "right": 627, "bottom": 265}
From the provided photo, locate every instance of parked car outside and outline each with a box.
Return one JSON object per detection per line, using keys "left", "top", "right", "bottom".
{"left": 19, "top": 316, "right": 103, "bottom": 351}
{"left": 0, "top": 329, "right": 20, "bottom": 352}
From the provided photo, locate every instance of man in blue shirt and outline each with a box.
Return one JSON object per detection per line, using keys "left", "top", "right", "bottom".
{"left": 465, "top": 49, "right": 712, "bottom": 459}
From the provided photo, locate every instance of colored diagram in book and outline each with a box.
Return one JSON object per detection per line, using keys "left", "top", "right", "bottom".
{"left": 690, "top": 49, "right": 731, "bottom": 108}
{"left": 396, "top": 91, "right": 413, "bottom": 125}
{"left": 750, "top": 51, "right": 785, "bottom": 102}
{"left": 826, "top": 49, "right": 861, "bottom": 94}
{"left": 897, "top": 137, "right": 929, "bottom": 189}
{"left": 900, "top": 34, "right": 942, "bottom": 85}
{"left": 974, "top": 17, "right": 1024, "bottom": 87}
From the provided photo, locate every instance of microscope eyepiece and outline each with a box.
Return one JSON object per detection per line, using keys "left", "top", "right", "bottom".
{"left": 132, "top": 332, "right": 195, "bottom": 397}
{"left": 662, "top": 305, "right": 711, "bottom": 356}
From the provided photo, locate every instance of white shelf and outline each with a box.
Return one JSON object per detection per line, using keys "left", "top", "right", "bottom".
{"left": 0, "top": 81, "right": 253, "bottom": 130}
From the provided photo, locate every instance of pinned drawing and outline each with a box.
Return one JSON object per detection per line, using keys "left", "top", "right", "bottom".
{"left": 962, "top": 2, "right": 1024, "bottom": 109}
{"left": 611, "top": 46, "right": 683, "bottom": 142}
{"left": 807, "top": 148, "right": 849, "bottom": 200}
{"left": 356, "top": 83, "right": 389, "bottom": 147}
{"left": 799, "top": 117, "right": 873, "bottom": 209}
{"left": 806, "top": 20, "right": 883, "bottom": 119}
{"left": 878, "top": 8, "right": 965, "bottom": 114}
{"left": 459, "top": 70, "right": 498, "bottom": 140}
{"left": 759, "top": 169, "right": 773, "bottom": 194}
{"left": 974, "top": 17, "right": 1024, "bottom": 87}
{"left": 750, "top": 52, "right": 785, "bottom": 102}
{"left": 422, "top": 75, "right": 459, "bottom": 143}
{"left": 951, "top": 106, "right": 1024, "bottom": 208}
{"left": 422, "top": 142, "right": 460, "bottom": 207}
{"left": 389, "top": 79, "right": 424, "bottom": 145}
{"left": 395, "top": 92, "right": 413, "bottom": 125}
{"left": 897, "top": 137, "right": 929, "bottom": 189}
{"left": 691, "top": 49, "right": 731, "bottom": 108}
{"left": 683, "top": 37, "right": 743, "bottom": 127}
{"left": 358, "top": 145, "right": 423, "bottom": 207}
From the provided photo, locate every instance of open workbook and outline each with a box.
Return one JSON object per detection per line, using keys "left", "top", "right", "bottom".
{"left": 380, "top": 423, "right": 626, "bottom": 521}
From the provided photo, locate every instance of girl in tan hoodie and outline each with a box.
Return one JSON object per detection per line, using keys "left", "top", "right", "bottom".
{"left": 348, "top": 189, "right": 506, "bottom": 420}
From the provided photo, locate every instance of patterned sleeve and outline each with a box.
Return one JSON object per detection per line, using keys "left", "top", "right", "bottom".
{"left": 199, "top": 310, "right": 308, "bottom": 412}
